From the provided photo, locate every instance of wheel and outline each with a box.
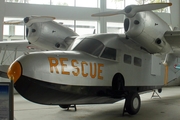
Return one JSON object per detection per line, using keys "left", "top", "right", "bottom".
{"left": 59, "top": 105, "right": 70, "bottom": 109}
{"left": 158, "top": 88, "right": 162, "bottom": 93}
{"left": 125, "top": 92, "right": 141, "bottom": 115}
{"left": 112, "top": 74, "right": 124, "bottom": 92}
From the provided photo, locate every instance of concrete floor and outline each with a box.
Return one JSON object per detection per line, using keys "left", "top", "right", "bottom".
{"left": 14, "top": 86, "right": 180, "bottom": 120}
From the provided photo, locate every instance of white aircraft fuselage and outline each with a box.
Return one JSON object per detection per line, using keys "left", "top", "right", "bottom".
{"left": 8, "top": 33, "right": 165, "bottom": 105}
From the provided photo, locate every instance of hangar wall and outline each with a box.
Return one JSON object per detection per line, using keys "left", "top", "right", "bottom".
{"left": 0, "top": 0, "right": 5, "bottom": 41}
{"left": 169, "top": 0, "right": 180, "bottom": 29}
{"left": 0, "top": 0, "right": 179, "bottom": 40}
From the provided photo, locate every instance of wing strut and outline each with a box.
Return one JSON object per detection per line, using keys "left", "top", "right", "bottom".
{"left": 1, "top": 47, "right": 7, "bottom": 65}
{"left": 14, "top": 48, "right": 17, "bottom": 61}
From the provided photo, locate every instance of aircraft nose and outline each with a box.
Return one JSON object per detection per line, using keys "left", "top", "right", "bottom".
{"left": 7, "top": 61, "right": 22, "bottom": 83}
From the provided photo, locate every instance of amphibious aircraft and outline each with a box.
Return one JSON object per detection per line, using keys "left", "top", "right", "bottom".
{"left": 6, "top": 3, "right": 180, "bottom": 115}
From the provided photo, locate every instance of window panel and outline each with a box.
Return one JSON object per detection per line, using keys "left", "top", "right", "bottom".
{"left": 101, "top": 47, "right": 116, "bottom": 60}
{"left": 6, "top": 0, "right": 24, "bottom": 3}
{"left": 107, "top": 22, "right": 124, "bottom": 34}
{"left": 124, "top": 54, "right": 132, "bottom": 64}
{"left": 144, "top": 0, "right": 162, "bottom": 4}
{"left": 4, "top": 0, "right": 171, "bottom": 14}
{"left": 4, "top": 17, "right": 24, "bottom": 36}
{"left": 54, "top": 19, "right": 74, "bottom": 31}
{"left": 74, "top": 38, "right": 104, "bottom": 56}
{"left": 106, "top": 0, "right": 124, "bottom": 9}
{"left": 51, "top": 0, "right": 74, "bottom": 6}
{"left": 26, "top": 0, "right": 50, "bottom": 4}
{"left": 76, "top": 0, "right": 98, "bottom": 8}
{"left": 161, "top": 0, "right": 170, "bottom": 13}
{"left": 125, "top": 0, "right": 141, "bottom": 6}
{"left": 134, "top": 57, "right": 142, "bottom": 67}
{"left": 76, "top": 21, "right": 97, "bottom": 35}
{"left": 3, "top": 25, "right": 9, "bottom": 35}
{"left": 15, "top": 25, "right": 24, "bottom": 35}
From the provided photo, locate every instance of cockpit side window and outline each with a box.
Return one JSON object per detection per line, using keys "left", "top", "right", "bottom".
{"left": 100, "top": 47, "right": 116, "bottom": 60}
{"left": 73, "top": 38, "right": 104, "bottom": 56}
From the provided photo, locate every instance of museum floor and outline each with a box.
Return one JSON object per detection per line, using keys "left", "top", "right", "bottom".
{"left": 14, "top": 86, "right": 180, "bottom": 120}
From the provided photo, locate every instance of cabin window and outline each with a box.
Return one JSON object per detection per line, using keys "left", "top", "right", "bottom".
{"left": 101, "top": 47, "right": 116, "bottom": 60}
{"left": 124, "top": 54, "right": 131, "bottom": 64}
{"left": 134, "top": 57, "right": 142, "bottom": 67}
{"left": 73, "top": 38, "right": 104, "bottom": 56}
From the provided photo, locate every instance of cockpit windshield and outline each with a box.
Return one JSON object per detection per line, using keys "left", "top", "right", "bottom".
{"left": 73, "top": 38, "right": 104, "bottom": 56}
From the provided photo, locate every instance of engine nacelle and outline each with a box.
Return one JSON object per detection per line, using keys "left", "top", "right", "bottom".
{"left": 124, "top": 11, "right": 172, "bottom": 54}
{"left": 26, "top": 21, "right": 78, "bottom": 50}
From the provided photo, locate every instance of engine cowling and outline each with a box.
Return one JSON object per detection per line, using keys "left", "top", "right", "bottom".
{"left": 124, "top": 11, "right": 172, "bottom": 54}
{"left": 92, "top": 3, "right": 173, "bottom": 54}
{"left": 26, "top": 19, "right": 78, "bottom": 50}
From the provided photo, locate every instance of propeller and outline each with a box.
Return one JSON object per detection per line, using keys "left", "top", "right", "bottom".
{"left": 92, "top": 3, "right": 172, "bottom": 18}
{"left": 4, "top": 16, "right": 55, "bottom": 40}
{"left": 24, "top": 16, "right": 55, "bottom": 27}
{"left": 4, "top": 20, "right": 24, "bottom": 25}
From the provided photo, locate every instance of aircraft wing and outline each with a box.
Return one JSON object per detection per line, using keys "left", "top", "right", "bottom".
{"left": 0, "top": 65, "right": 9, "bottom": 78}
{"left": 0, "top": 40, "right": 41, "bottom": 52}
{"left": 0, "top": 40, "right": 42, "bottom": 79}
{"left": 164, "top": 31, "right": 180, "bottom": 49}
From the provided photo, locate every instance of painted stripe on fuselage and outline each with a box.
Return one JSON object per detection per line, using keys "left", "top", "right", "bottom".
{"left": 164, "top": 64, "right": 168, "bottom": 85}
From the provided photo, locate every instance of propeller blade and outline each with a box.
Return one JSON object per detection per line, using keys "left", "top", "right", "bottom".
{"left": 24, "top": 16, "right": 55, "bottom": 27}
{"left": 30, "top": 16, "right": 55, "bottom": 23}
{"left": 132, "top": 3, "right": 172, "bottom": 13}
{"left": 92, "top": 10, "right": 125, "bottom": 17}
{"left": 4, "top": 20, "right": 23, "bottom": 25}
{"left": 92, "top": 3, "right": 172, "bottom": 18}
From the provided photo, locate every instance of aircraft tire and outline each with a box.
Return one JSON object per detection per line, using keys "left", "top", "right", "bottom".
{"left": 158, "top": 88, "right": 162, "bottom": 93}
{"left": 59, "top": 105, "right": 71, "bottom": 109}
{"left": 125, "top": 92, "right": 141, "bottom": 115}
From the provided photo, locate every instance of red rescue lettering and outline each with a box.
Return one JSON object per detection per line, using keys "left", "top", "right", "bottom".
{"left": 81, "top": 61, "right": 88, "bottom": 77}
{"left": 71, "top": 59, "right": 80, "bottom": 76}
{"left": 90, "top": 62, "right": 96, "bottom": 78}
{"left": 59, "top": 58, "right": 70, "bottom": 75}
{"left": 48, "top": 57, "right": 104, "bottom": 80}
{"left": 48, "top": 57, "right": 59, "bottom": 74}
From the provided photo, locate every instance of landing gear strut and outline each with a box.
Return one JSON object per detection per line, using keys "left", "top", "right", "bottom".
{"left": 123, "top": 92, "right": 141, "bottom": 115}
{"left": 59, "top": 104, "right": 77, "bottom": 111}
